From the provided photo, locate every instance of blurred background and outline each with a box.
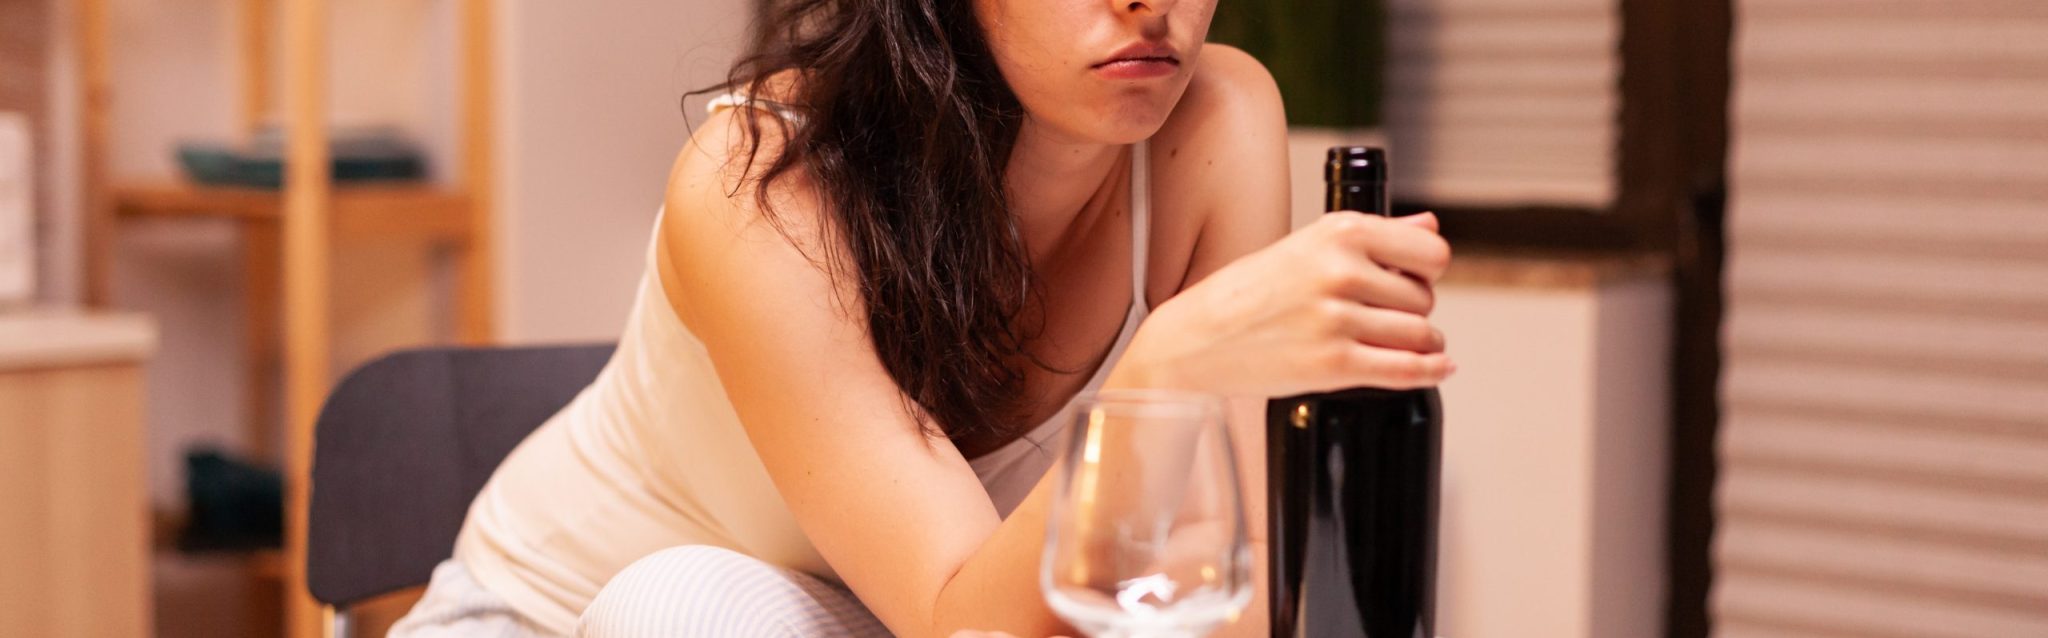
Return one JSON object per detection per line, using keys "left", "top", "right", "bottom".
{"left": 1, "top": 0, "right": 2042, "bottom": 636}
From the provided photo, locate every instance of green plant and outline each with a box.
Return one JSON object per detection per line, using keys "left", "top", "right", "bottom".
{"left": 1208, "top": 0, "right": 1385, "bottom": 129}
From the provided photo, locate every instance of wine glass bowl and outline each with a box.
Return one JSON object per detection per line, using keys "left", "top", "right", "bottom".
{"left": 1042, "top": 390, "right": 1253, "bottom": 638}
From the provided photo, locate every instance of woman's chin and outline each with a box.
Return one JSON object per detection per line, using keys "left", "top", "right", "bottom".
{"left": 1102, "top": 91, "right": 1189, "bottom": 141}
{"left": 1066, "top": 105, "right": 1179, "bottom": 145}
{"left": 1018, "top": 81, "right": 1188, "bottom": 145}
{"left": 1102, "top": 115, "right": 1176, "bottom": 145}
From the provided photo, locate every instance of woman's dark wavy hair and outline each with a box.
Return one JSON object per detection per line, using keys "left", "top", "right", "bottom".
{"left": 692, "top": 0, "right": 1059, "bottom": 441}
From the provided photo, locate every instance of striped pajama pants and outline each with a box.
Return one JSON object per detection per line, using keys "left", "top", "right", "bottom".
{"left": 388, "top": 546, "right": 892, "bottom": 637}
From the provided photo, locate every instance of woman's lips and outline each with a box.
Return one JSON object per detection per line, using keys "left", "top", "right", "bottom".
{"left": 1093, "top": 57, "right": 1180, "bottom": 80}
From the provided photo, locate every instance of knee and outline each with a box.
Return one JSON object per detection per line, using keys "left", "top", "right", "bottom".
{"left": 576, "top": 545, "right": 789, "bottom": 638}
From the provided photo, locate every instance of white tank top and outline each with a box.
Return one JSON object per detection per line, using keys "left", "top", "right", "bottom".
{"left": 454, "top": 95, "right": 1154, "bottom": 633}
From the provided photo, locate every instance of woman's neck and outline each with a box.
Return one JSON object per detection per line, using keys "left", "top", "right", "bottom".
{"left": 1006, "top": 118, "right": 1128, "bottom": 263}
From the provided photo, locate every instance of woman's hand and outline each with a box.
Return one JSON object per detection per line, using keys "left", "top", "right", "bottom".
{"left": 1109, "top": 211, "right": 1455, "bottom": 398}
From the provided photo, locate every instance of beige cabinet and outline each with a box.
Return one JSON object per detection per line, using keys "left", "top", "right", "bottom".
{"left": 0, "top": 311, "right": 156, "bottom": 637}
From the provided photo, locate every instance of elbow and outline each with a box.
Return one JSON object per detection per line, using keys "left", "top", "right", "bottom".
{"left": 924, "top": 575, "right": 1075, "bottom": 638}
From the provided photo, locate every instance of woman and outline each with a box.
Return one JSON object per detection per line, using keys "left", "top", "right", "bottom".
{"left": 391, "top": 0, "right": 1454, "bottom": 635}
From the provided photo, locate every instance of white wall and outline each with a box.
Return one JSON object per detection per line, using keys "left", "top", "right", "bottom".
{"left": 495, "top": 0, "right": 752, "bottom": 343}
{"left": 1433, "top": 275, "right": 1672, "bottom": 638}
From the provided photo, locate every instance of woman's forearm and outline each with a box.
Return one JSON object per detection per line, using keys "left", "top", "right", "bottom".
{"left": 930, "top": 462, "right": 1073, "bottom": 637}
{"left": 927, "top": 359, "right": 1175, "bottom": 636}
{"left": 929, "top": 363, "right": 1271, "bottom": 637}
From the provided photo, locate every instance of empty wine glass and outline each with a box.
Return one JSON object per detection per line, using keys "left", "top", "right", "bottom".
{"left": 1042, "top": 390, "right": 1253, "bottom": 638}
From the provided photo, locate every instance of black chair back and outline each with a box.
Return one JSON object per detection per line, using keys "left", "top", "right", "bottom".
{"left": 306, "top": 344, "right": 614, "bottom": 607}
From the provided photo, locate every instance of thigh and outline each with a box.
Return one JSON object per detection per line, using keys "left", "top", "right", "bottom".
{"left": 388, "top": 560, "right": 560, "bottom": 638}
{"left": 576, "top": 545, "right": 890, "bottom": 638}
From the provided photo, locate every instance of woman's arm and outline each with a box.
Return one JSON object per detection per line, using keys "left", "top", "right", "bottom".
{"left": 660, "top": 109, "right": 1082, "bottom": 638}
{"left": 1139, "top": 44, "right": 1291, "bottom": 637}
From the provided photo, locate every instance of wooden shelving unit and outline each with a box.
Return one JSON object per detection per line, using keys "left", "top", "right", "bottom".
{"left": 74, "top": 0, "right": 497, "bottom": 635}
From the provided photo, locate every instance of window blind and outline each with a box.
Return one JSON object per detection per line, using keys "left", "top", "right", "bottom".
{"left": 1715, "top": 1, "right": 2048, "bottom": 636}
{"left": 1384, "top": 0, "right": 1620, "bottom": 208}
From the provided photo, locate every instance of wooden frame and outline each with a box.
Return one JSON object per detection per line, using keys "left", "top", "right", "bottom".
{"left": 1649, "top": 0, "right": 1732, "bottom": 634}
{"left": 72, "top": 0, "right": 497, "bottom": 635}
{"left": 278, "top": 0, "right": 330, "bottom": 633}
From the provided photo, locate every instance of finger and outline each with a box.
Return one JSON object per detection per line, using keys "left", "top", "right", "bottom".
{"left": 1324, "top": 213, "right": 1453, "bottom": 282}
{"left": 1399, "top": 211, "right": 1440, "bottom": 234}
{"left": 1327, "top": 303, "right": 1444, "bottom": 354}
{"left": 1333, "top": 345, "right": 1455, "bottom": 391}
{"left": 1325, "top": 255, "right": 1436, "bottom": 316}
{"left": 1369, "top": 223, "right": 1453, "bottom": 282}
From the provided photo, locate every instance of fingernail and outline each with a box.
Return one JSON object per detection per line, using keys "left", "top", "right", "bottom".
{"left": 1446, "top": 360, "right": 1460, "bottom": 376}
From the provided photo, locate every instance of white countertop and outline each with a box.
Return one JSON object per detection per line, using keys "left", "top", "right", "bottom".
{"left": 0, "top": 307, "right": 158, "bottom": 371}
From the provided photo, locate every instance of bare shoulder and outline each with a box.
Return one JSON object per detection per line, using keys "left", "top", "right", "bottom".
{"left": 1148, "top": 43, "right": 1292, "bottom": 295}
{"left": 664, "top": 71, "right": 816, "bottom": 234}
{"left": 1157, "top": 44, "right": 1286, "bottom": 148}
{"left": 658, "top": 103, "right": 853, "bottom": 329}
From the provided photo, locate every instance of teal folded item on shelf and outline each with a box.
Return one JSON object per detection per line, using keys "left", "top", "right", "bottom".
{"left": 175, "top": 125, "right": 427, "bottom": 188}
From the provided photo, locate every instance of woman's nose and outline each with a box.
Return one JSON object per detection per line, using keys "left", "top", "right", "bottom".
{"left": 1118, "top": 0, "right": 1177, "bottom": 17}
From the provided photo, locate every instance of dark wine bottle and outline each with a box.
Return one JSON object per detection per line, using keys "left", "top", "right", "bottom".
{"left": 1267, "top": 147, "right": 1442, "bottom": 638}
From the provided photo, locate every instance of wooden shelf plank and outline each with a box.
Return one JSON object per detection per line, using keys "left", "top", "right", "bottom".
{"left": 249, "top": 548, "right": 287, "bottom": 582}
{"left": 112, "top": 181, "right": 474, "bottom": 242}
{"left": 113, "top": 182, "right": 280, "bottom": 218}
{"left": 328, "top": 187, "right": 472, "bottom": 241}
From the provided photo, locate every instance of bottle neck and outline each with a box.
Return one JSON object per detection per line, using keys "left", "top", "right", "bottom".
{"left": 1328, "top": 181, "right": 1390, "bottom": 216}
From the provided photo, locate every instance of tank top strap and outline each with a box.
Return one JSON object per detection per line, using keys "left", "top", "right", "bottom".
{"left": 1130, "top": 140, "right": 1151, "bottom": 312}
{"left": 706, "top": 91, "right": 805, "bottom": 124}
